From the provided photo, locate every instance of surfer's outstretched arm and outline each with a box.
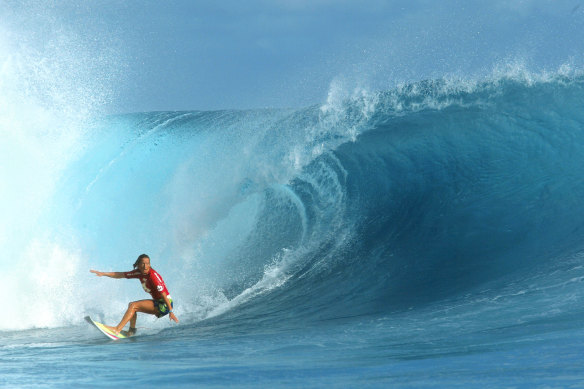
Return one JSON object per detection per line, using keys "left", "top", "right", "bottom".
{"left": 90, "top": 270, "right": 125, "bottom": 279}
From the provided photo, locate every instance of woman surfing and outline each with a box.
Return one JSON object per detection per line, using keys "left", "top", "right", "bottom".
{"left": 90, "top": 254, "right": 179, "bottom": 336}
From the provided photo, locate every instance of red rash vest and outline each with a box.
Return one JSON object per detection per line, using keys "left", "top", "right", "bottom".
{"left": 124, "top": 268, "right": 170, "bottom": 300}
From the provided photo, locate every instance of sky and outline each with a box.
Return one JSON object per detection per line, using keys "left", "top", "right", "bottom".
{"left": 1, "top": 0, "right": 583, "bottom": 114}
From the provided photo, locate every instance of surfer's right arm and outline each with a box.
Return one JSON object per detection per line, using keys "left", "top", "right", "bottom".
{"left": 90, "top": 270, "right": 125, "bottom": 278}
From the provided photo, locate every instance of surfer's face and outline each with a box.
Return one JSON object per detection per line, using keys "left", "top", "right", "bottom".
{"left": 138, "top": 257, "right": 151, "bottom": 274}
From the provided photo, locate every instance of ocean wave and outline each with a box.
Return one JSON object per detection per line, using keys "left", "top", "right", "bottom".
{"left": 4, "top": 70, "right": 584, "bottom": 331}
{"left": 206, "top": 72, "right": 584, "bottom": 323}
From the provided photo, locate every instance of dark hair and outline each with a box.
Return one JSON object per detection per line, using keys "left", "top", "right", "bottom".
{"left": 133, "top": 254, "right": 150, "bottom": 269}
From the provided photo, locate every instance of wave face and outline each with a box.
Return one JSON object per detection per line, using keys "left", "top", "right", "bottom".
{"left": 221, "top": 73, "right": 584, "bottom": 325}
{"left": 4, "top": 72, "right": 584, "bottom": 331}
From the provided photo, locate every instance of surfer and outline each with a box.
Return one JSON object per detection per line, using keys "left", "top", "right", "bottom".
{"left": 90, "top": 254, "right": 179, "bottom": 336}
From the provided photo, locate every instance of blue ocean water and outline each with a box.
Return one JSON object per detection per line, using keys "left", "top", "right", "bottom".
{"left": 3, "top": 72, "right": 584, "bottom": 387}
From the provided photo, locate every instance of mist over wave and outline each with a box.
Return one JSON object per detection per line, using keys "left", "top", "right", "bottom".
{"left": 0, "top": 13, "right": 120, "bottom": 330}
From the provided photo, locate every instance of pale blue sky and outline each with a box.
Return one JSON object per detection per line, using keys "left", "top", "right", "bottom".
{"left": 1, "top": 0, "right": 583, "bottom": 113}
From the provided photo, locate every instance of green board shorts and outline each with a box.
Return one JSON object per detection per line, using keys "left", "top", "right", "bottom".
{"left": 154, "top": 297, "right": 174, "bottom": 317}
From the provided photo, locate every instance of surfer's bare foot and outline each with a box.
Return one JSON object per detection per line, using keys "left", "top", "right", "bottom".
{"left": 104, "top": 325, "right": 121, "bottom": 334}
{"left": 120, "top": 328, "right": 136, "bottom": 337}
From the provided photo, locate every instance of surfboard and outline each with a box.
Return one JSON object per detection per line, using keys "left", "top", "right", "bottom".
{"left": 85, "top": 316, "right": 128, "bottom": 340}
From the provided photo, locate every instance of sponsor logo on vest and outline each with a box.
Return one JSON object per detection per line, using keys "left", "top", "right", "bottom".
{"left": 141, "top": 281, "right": 151, "bottom": 293}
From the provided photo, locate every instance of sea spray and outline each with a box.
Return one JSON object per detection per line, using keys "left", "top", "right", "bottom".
{"left": 0, "top": 13, "right": 120, "bottom": 330}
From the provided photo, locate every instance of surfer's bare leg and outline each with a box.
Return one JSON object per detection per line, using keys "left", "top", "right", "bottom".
{"left": 130, "top": 312, "right": 137, "bottom": 328}
{"left": 106, "top": 300, "right": 157, "bottom": 334}
{"left": 123, "top": 312, "right": 138, "bottom": 336}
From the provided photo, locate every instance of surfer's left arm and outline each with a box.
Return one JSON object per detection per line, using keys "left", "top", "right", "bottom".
{"left": 90, "top": 270, "right": 125, "bottom": 278}
{"left": 162, "top": 292, "right": 179, "bottom": 323}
